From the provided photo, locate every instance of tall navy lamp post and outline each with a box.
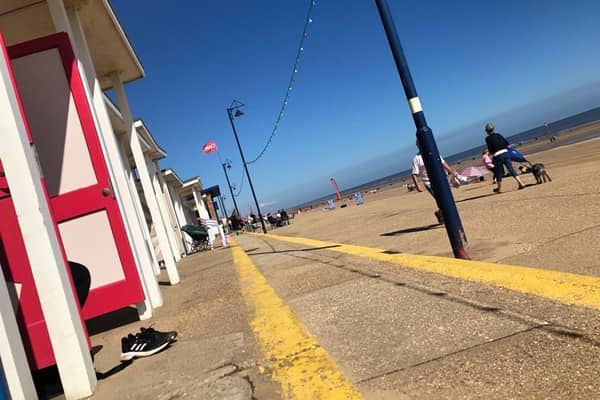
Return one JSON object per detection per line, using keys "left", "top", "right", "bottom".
{"left": 226, "top": 100, "right": 268, "bottom": 234}
{"left": 374, "top": 0, "right": 469, "bottom": 259}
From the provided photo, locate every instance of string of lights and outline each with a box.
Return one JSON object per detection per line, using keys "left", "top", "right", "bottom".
{"left": 245, "top": 0, "right": 316, "bottom": 165}
{"left": 233, "top": 169, "right": 245, "bottom": 197}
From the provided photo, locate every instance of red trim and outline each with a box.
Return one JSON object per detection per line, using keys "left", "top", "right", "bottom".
{"left": 49, "top": 185, "right": 106, "bottom": 222}
{"left": 81, "top": 281, "right": 144, "bottom": 319}
{"left": 0, "top": 32, "right": 86, "bottom": 369}
{"left": 8, "top": 33, "right": 144, "bottom": 312}
{"left": 6, "top": 32, "right": 70, "bottom": 62}
{"left": 2, "top": 33, "right": 145, "bottom": 369}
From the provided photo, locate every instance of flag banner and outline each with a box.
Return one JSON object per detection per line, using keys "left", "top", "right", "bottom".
{"left": 330, "top": 177, "right": 342, "bottom": 201}
{"left": 202, "top": 140, "right": 218, "bottom": 154}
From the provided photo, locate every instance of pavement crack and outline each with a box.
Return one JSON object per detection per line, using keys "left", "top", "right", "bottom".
{"left": 538, "top": 223, "right": 600, "bottom": 246}
{"left": 268, "top": 343, "right": 322, "bottom": 364}
{"left": 208, "top": 362, "right": 241, "bottom": 376}
{"left": 288, "top": 277, "right": 369, "bottom": 301}
{"left": 268, "top": 246, "right": 599, "bottom": 347}
{"left": 356, "top": 324, "right": 545, "bottom": 384}
{"left": 242, "top": 375, "right": 258, "bottom": 400}
{"left": 249, "top": 236, "right": 600, "bottom": 352}
{"left": 497, "top": 223, "right": 600, "bottom": 263}
{"left": 246, "top": 244, "right": 342, "bottom": 256}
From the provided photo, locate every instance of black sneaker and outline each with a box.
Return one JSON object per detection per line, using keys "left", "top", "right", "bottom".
{"left": 120, "top": 332, "right": 170, "bottom": 361}
{"left": 120, "top": 334, "right": 138, "bottom": 361}
{"left": 139, "top": 326, "right": 178, "bottom": 343}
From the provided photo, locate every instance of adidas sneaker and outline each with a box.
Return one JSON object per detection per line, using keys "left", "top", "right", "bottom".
{"left": 120, "top": 332, "right": 170, "bottom": 361}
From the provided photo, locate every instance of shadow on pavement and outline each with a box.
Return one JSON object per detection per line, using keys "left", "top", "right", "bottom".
{"left": 33, "top": 347, "right": 134, "bottom": 398}
{"left": 86, "top": 306, "right": 140, "bottom": 336}
{"left": 456, "top": 193, "right": 498, "bottom": 203}
{"left": 96, "top": 360, "right": 133, "bottom": 380}
{"left": 381, "top": 224, "right": 442, "bottom": 236}
{"left": 246, "top": 245, "right": 341, "bottom": 256}
{"left": 457, "top": 183, "right": 537, "bottom": 203}
{"left": 462, "top": 184, "right": 489, "bottom": 191}
{"left": 94, "top": 341, "right": 176, "bottom": 381}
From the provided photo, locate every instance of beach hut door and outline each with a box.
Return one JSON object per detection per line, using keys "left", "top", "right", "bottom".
{"left": 7, "top": 33, "right": 144, "bottom": 319}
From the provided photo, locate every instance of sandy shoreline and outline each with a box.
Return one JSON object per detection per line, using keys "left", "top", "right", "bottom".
{"left": 276, "top": 128, "right": 600, "bottom": 275}
{"left": 294, "top": 121, "right": 600, "bottom": 211}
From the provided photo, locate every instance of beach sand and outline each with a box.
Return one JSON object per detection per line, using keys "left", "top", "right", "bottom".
{"left": 275, "top": 123, "right": 600, "bottom": 275}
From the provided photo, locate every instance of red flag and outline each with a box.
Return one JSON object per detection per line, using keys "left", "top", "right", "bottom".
{"left": 202, "top": 140, "right": 218, "bottom": 154}
{"left": 330, "top": 177, "right": 342, "bottom": 201}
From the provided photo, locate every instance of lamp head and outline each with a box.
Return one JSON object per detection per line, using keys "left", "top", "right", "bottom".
{"left": 234, "top": 109, "right": 244, "bottom": 118}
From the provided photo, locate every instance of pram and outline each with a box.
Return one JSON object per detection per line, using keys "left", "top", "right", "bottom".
{"left": 181, "top": 224, "right": 211, "bottom": 253}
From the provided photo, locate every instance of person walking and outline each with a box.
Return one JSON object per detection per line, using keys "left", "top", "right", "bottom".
{"left": 411, "top": 146, "right": 457, "bottom": 224}
{"left": 484, "top": 123, "right": 525, "bottom": 193}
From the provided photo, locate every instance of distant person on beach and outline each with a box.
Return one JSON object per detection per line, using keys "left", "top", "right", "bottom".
{"left": 484, "top": 123, "right": 525, "bottom": 193}
{"left": 481, "top": 148, "right": 494, "bottom": 171}
{"left": 481, "top": 148, "right": 496, "bottom": 183}
{"left": 411, "top": 147, "right": 457, "bottom": 224}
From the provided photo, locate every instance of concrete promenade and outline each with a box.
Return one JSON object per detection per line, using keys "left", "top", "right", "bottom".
{"left": 81, "top": 232, "right": 600, "bottom": 399}
{"left": 70, "top": 136, "right": 600, "bottom": 399}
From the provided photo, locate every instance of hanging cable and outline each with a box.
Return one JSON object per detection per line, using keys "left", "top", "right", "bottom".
{"left": 233, "top": 169, "right": 245, "bottom": 197}
{"left": 246, "top": 0, "right": 316, "bottom": 165}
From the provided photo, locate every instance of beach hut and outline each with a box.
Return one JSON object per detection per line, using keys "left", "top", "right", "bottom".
{"left": 181, "top": 177, "right": 211, "bottom": 221}
{"left": 202, "top": 185, "right": 226, "bottom": 221}
{"left": 161, "top": 169, "right": 191, "bottom": 257}
{"left": 0, "top": 1, "right": 182, "bottom": 397}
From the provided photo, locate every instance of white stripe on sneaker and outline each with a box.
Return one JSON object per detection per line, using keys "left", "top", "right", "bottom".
{"left": 133, "top": 341, "right": 170, "bottom": 358}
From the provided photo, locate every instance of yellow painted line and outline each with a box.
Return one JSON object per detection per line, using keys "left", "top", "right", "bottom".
{"left": 231, "top": 241, "right": 363, "bottom": 400}
{"left": 251, "top": 233, "right": 600, "bottom": 311}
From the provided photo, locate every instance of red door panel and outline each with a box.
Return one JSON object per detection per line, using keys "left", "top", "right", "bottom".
{"left": 0, "top": 34, "right": 86, "bottom": 370}
{"left": 0, "top": 32, "right": 145, "bottom": 369}
{"left": 7, "top": 33, "right": 145, "bottom": 319}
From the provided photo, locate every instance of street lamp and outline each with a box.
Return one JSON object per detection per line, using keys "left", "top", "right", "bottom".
{"left": 375, "top": 0, "right": 469, "bottom": 259}
{"left": 221, "top": 160, "right": 240, "bottom": 218}
{"left": 219, "top": 195, "right": 229, "bottom": 221}
{"left": 226, "top": 100, "right": 268, "bottom": 234}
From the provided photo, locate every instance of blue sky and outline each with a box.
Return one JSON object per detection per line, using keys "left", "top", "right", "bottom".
{"left": 112, "top": 0, "right": 600, "bottom": 214}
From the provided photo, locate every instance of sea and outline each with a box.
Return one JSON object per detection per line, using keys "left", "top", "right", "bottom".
{"left": 294, "top": 106, "right": 600, "bottom": 209}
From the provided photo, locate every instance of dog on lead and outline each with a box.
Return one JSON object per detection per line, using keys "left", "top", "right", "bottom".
{"left": 531, "top": 163, "right": 551, "bottom": 184}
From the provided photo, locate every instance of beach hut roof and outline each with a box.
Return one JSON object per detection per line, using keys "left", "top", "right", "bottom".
{"left": 0, "top": 0, "right": 145, "bottom": 90}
